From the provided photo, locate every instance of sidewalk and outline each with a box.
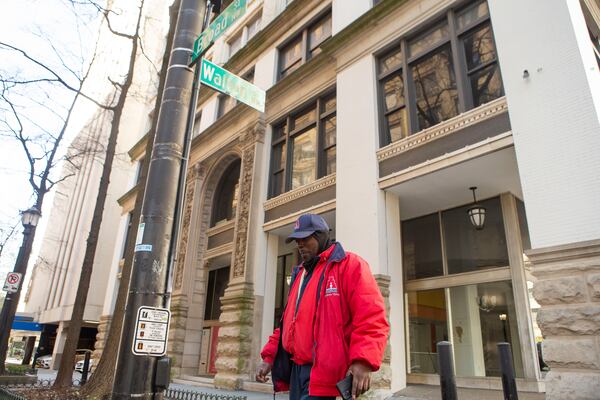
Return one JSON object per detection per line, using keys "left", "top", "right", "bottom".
{"left": 169, "top": 382, "right": 286, "bottom": 399}
{"left": 392, "top": 384, "right": 545, "bottom": 400}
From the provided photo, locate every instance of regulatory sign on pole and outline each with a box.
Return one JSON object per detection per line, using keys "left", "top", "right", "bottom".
{"left": 200, "top": 58, "right": 266, "bottom": 112}
{"left": 192, "top": 0, "right": 247, "bottom": 62}
{"left": 132, "top": 306, "right": 171, "bottom": 356}
{"left": 3, "top": 272, "right": 22, "bottom": 294}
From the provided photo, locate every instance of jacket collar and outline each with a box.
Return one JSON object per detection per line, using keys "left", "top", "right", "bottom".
{"left": 319, "top": 242, "right": 346, "bottom": 263}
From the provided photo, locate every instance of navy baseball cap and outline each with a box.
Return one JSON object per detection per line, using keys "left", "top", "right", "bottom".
{"left": 285, "top": 214, "right": 329, "bottom": 243}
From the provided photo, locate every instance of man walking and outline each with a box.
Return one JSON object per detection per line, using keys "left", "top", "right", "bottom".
{"left": 256, "top": 214, "right": 389, "bottom": 399}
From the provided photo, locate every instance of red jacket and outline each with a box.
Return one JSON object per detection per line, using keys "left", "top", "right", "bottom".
{"left": 260, "top": 243, "right": 390, "bottom": 397}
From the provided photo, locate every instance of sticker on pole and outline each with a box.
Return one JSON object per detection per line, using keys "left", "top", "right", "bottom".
{"left": 132, "top": 306, "right": 171, "bottom": 356}
{"left": 3, "top": 272, "right": 22, "bottom": 293}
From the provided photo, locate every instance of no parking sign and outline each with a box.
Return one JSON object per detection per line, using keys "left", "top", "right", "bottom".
{"left": 3, "top": 272, "right": 22, "bottom": 293}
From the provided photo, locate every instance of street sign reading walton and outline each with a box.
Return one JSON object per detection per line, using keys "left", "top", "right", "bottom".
{"left": 192, "top": 0, "right": 247, "bottom": 62}
{"left": 200, "top": 58, "right": 266, "bottom": 112}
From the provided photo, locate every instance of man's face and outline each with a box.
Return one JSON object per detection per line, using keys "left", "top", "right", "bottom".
{"left": 295, "top": 235, "right": 320, "bottom": 262}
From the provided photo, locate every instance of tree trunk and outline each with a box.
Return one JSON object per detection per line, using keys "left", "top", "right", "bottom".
{"left": 79, "top": 2, "right": 179, "bottom": 397}
{"left": 53, "top": 2, "right": 145, "bottom": 389}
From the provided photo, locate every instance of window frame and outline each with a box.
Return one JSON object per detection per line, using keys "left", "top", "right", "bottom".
{"left": 268, "top": 89, "right": 336, "bottom": 198}
{"left": 216, "top": 67, "right": 255, "bottom": 119}
{"left": 227, "top": 10, "right": 263, "bottom": 58}
{"left": 376, "top": 0, "right": 502, "bottom": 147}
{"left": 277, "top": 8, "right": 332, "bottom": 81}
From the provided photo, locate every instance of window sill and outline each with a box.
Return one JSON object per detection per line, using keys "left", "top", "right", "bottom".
{"left": 207, "top": 219, "right": 236, "bottom": 237}
{"left": 264, "top": 173, "right": 336, "bottom": 211}
{"left": 377, "top": 97, "right": 508, "bottom": 163}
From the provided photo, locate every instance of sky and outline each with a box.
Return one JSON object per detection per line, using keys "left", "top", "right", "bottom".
{"left": 0, "top": 1, "right": 103, "bottom": 290}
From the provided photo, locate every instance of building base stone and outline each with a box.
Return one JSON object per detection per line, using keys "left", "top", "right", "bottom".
{"left": 168, "top": 293, "right": 189, "bottom": 378}
{"left": 214, "top": 281, "right": 255, "bottom": 390}
{"left": 527, "top": 239, "right": 600, "bottom": 400}
{"left": 92, "top": 315, "right": 111, "bottom": 363}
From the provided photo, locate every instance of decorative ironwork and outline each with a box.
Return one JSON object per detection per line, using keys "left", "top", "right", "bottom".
{"left": 164, "top": 388, "right": 247, "bottom": 400}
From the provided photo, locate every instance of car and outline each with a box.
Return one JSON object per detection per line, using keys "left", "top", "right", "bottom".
{"left": 35, "top": 355, "right": 52, "bottom": 369}
{"left": 74, "top": 358, "right": 93, "bottom": 373}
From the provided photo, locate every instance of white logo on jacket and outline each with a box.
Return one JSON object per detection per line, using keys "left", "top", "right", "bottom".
{"left": 325, "top": 276, "right": 339, "bottom": 297}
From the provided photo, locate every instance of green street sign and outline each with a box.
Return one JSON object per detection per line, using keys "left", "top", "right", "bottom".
{"left": 200, "top": 58, "right": 265, "bottom": 112}
{"left": 192, "top": 0, "right": 247, "bottom": 62}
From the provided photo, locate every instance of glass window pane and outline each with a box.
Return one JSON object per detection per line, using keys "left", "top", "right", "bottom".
{"left": 325, "top": 146, "right": 336, "bottom": 175}
{"left": 308, "top": 12, "right": 332, "bottom": 51}
{"left": 457, "top": 1, "right": 489, "bottom": 31}
{"left": 229, "top": 32, "right": 243, "bottom": 56}
{"left": 449, "top": 281, "right": 523, "bottom": 378}
{"left": 204, "top": 270, "right": 216, "bottom": 320}
{"left": 442, "top": 197, "right": 509, "bottom": 275}
{"left": 210, "top": 266, "right": 230, "bottom": 321}
{"left": 211, "top": 160, "right": 241, "bottom": 226}
{"left": 281, "top": 36, "right": 302, "bottom": 72}
{"left": 323, "top": 115, "right": 336, "bottom": 148}
{"left": 247, "top": 14, "right": 262, "bottom": 40}
{"left": 272, "top": 171, "right": 284, "bottom": 197}
{"left": 273, "top": 123, "right": 287, "bottom": 140}
{"left": 291, "top": 127, "right": 317, "bottom": 189}
{"left": 272, "top": 142, "right": 286, "bottom": 171}
{"left": 383, "top": 73, "right": 405, "bottom": 111}
{"left": 323, "top": 95, "right": 336, "bottom": 113}
{"left": 463, "top": 24, "right": 497, "bottom": 71}
{"left": 407, "top": 289, "right": 448, "bottom": 374}
{"left": 218, "top": 94, "right": 236, "bottom": 118}
{"left": 402, "top": 213, "right": 444, "bottom": 280}
{"left": 386, "top": 108, "right": 408, "bottom": 143}
{"left": 470, "top": 64, "right": 503, "bottom": 107}
{"left": 412, "top": 45, "right": 458, "bottom": 130}
{"left": 379, "top": 47, "right": 402, "bottom": 75}
{"left": 409, "top": 22, "right": 449, "bottom": 56}
{"left": 293, "top": 108, "right": 316, "bottom": 129}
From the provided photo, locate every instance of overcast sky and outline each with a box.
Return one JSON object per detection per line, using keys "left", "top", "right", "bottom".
{"left": 0, "top": 1, "right": 102, "bottom": 287}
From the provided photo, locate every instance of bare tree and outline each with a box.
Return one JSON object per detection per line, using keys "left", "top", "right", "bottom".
{"left": 53, "top": 0, "right": 148, "bottom": 388}
{"left": 0, "top": 220, "right": 19, "bottom": 261}
{"left": 80, "top": 1, "right": 179, "bottom": 396}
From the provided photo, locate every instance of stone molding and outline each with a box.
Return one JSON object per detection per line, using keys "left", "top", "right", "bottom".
{"left": 262, "top": 199, "right": 336, "bottom": 231}
{"left": 376, "top": 97, "right": 508, "bottom": 162}
{"left": 232, "top": 145, "right": 255, "bottom": 278}
{"left": 527, "top": 239, "right": 600, "bottom": 400}
{"left": 207, "top": 220, "right": 235, "bottom": 237}
{"left": 263, "top": 174, "right": 336, "bottom": 211}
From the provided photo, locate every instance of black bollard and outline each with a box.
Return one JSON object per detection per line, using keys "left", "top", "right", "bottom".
{"left": 437, "top": 341, "right": 458, "bottom": 400}
{"left": 497, "top": 342, "right": 519, "bottom": 400}
{"left": 81, "top": 350, "right": 91, "bottom": 385}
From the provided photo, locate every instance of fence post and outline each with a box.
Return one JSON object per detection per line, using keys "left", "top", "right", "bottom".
{"left": 497, "top": 342, "right": 519, "bottom": 400}
{"left": 80, "top": 350, "right": 91, "bottom": 385}
{"left": 437, "top": 341, "right": 458, "bottom": 400}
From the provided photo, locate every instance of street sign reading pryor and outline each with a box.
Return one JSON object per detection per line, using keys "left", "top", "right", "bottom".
{"left": 200, "top": 58, "right": 266, "bottom": 112}
{"left": 191, "top": 0, "right": 247, "bottom": 62}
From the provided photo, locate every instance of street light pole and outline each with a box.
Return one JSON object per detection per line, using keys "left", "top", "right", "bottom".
{"left": 111, "top": 1, "right": 208, "bottom": 398}
{"left": 0, "top": 207, "right": 41, "bottom": 375}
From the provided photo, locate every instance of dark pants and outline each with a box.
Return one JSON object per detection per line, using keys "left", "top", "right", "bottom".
{"left": 289, "top": 363, "right": 336, "bottom": 400}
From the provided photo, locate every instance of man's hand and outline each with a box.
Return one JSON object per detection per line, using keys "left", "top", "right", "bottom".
{"left": 347, "top": 361, "right": 372, "bottom": 399}
{"left": 255, "top": 361, "right": 272, "bottom": 383}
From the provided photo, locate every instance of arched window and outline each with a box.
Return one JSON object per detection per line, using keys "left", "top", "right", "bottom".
{"left": 211, "top": 159, "right": 241, "bottom": 227}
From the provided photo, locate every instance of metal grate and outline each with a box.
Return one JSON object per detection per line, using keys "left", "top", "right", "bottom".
{"left": 164, "top": 388, "right": 247, "bottom": 400}
{"left": 0, "top": 387, "right": 27, "bottom": 400}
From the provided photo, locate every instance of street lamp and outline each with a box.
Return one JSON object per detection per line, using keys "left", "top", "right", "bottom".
{"left": 0, "top": 206, "right": 41, "bottom": 374}
{"left": 467, "top": 187, "right": 486, "bottom": 230}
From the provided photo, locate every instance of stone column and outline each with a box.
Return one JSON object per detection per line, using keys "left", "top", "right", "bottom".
{"left": 92, "top": 315, "right": 111, "bottom": 364}
{"left": 214, "top": 120, "right": 264, "bottom": 389}
{"left": 168, "top": 163, "right": 206, "bottom": 376}
{"left": 527, "top": 241, "right": 600, "bottom": 400}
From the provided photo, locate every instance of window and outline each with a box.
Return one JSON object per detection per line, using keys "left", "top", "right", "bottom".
{"left": 204, "top": 266, "right": 230, "bottom": 321}
{"left": 120, "top": 213, "right": 133, "bottom": 259}
{"left": 274, "top": 253, "right": 294, "bottom": 326}
{"left": 269, "top": 91, "right": 336, "bottom": 198}
{"left": 279, "top": 10, "right": 332, "bottom": 79}
{"left": 228, "top": 11, "right": 262, "bottom": 58}
{"left": 402, "top": 196, "right": 508, "bottom": 280}
{"left": 217, "top": 68, "right": 255, "bottom": 118}
{"left": 377, "top": 0, "right": 503, "bottom": 145}
{"left": 211, "top": 159, "right": 241, "bottom": 226}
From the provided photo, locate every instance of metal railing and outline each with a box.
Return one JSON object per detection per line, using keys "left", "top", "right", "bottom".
{"left": 164, "top": 388, "right": 247, "bottom": 400}
{"left": 0, "top": 387, "right": 27, "bottom": 400}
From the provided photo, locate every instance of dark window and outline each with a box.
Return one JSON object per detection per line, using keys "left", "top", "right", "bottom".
{"left": 377, "top": 0, "right": 503, "bottom": 146}
{"left": 442, "top": 197, "right": 509, "bottom": 274}
{"left": 402, "top": 213, "right": 444, "bottom": 280}
{"left": 278, "top": 10, "right": 332, "bottom": 80}
{"left": 269, "top": 91, "right": 336, "bottom": 198}
{"left": 211, "top": 159, "right": 241, "bottom": 226}
{"left": 204, "top": 266, "right": 230, "bottom": 321}
{"left": 121, "top": 213, "right": 133, "bottom": 259}
{"left": 217, "top": 68, "right": 255, "bottom": 118}
{"left": 274, "top": 253, "right": 294, "bottom": 326}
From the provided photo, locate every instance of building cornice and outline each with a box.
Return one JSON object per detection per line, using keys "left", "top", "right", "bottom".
{"left": 263, "top": 199, "right": 336, "bottom": 232}
{"left": 377, "top": 97, "right": 508, "bottom": 162}
{"left": 207, "top": 219, "right": 235, "bottom": 237}
{"left": 117, "top": 184, "right": 139, "bottom": 212}
{"left": 263, "top": 174, "right": 336, "bottom": 211}
{"left": 128, "top": 133, "right": 149, "bottom": 161}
